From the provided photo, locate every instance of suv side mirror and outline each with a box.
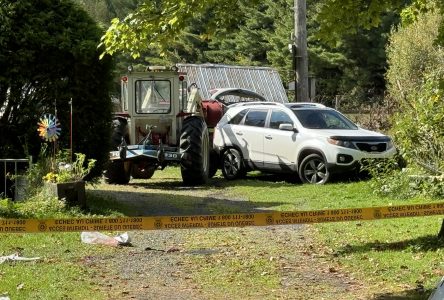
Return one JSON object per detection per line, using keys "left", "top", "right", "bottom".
{"left": 279, "top": 123, "right": 298, "bottom": 132}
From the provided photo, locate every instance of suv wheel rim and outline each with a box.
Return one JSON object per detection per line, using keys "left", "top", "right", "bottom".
{"left": 303, "top": 159, "right": 327, "bottom": 183}
{"left": 224, "top": 149, "right": 241, "bottom": 177}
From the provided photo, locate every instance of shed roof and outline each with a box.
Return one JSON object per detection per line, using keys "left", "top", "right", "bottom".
{"left": 176, "top": 63, "right": 288, "bottom": 103}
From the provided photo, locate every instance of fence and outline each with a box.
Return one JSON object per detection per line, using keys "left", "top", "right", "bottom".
{"left": 0, "top": 158, "right": 31, "bottom": 201}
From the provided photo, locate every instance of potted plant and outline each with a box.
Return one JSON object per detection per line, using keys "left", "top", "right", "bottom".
{"left": 43, "top": 152, "right": 96, "bottom": 207}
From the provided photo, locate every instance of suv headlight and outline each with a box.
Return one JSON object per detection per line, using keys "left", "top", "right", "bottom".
{"left": 327, "top": 137, "right": 357, "bottom": 149}
{"left": 387, "top": 139, "right": 394, "bottom": 150}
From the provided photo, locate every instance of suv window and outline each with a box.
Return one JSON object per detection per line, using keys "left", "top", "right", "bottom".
{"left": 293, "top": 109, "right": 357, "bottom": 129}
{"left": 323, "top": 112, "right": 356, "bottom": 129}
{"left": 228, "top": 109, "right": 248, "bottom": 125}
{"left": 244, "top": 109, "right": 268, "bottom": 127}
{"left": 269, "top": 109, "right": 293, "bottom": 129}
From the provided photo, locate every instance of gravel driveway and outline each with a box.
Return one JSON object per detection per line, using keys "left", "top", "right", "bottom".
{"left": 86, "top": 175, "right": 366, "bottom": 299}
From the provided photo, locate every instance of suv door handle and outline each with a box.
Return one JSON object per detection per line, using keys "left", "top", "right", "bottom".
{"left": 265, "top": 135, "right": 272, "bottom": 140}
{"left": 235, "top": 131, "right": 243, "bottom": 136}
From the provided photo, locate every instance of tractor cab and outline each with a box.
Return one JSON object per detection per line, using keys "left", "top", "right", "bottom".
{"left": 119, "top": 67, "right": 189, "bottom": 147}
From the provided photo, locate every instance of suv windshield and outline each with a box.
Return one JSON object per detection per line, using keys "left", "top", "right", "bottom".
{"left": 292, "top": 109, "right": 358, "bottom": 130}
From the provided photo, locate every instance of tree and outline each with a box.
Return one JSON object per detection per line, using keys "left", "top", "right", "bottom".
{"left": 99, "top": 0, "right": 260, "bottom": 59}
{"left": 98, "top": 0, "right": 412, "bottom": 107}
{"left": 100, "top": 0, "right": 444, "bottom": 58}
{"left": 386, "top": 4, "right": 444, "bottom": 174}
{"left": 0, "top": 0, "right": 114, "bottom": 173}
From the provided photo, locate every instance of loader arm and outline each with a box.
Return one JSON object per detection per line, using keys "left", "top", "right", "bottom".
{"left": 186, "top": 86, "right": 205, "bottom": 117}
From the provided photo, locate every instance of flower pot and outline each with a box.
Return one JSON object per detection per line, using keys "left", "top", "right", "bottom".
{"left": 45, "top": 180, "right": 86, "bottom": 207}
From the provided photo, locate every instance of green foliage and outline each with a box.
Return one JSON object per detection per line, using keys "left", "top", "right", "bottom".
{"left": 25, "top": 144, "right": 53, "bottom": 195}
{"left": 0, "top": 187, "right": 122, "bottom": 219}
{"left": 393, "top": 70, "right": 444, "bottom": 170}
{"left": 371, "top": 6, "right": 444, "bottom": 199}
{"left": 98, "top": 0, "right": 398, "bottom": 107}
{"left": 0, "top": 193, "right": 79, "bottom": 219}
{"left": 314, "top": 0, "right": 405, "bottom": 44}
{"left": 25, "top": 148, "right": 96, "bottom": 208}
{"left": 0, "top": 0, "right": 114, "bottom": 177}
{"left": 363, "top": 159, "right": 444, "bottom": 199}
{"left": 386, "top": 8, "right": 442, "bottom": 107}
{"left": 100, "top": 0, "right": 259, "bottom": 59}
{"left": 386, "top": 7, "right": 444, "bottom": 173}
{"left": 44, "top": 152, "right": 96, "bottom": 183}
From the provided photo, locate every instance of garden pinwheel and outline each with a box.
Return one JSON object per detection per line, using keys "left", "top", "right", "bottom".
{"left": 37, "top": 114, "right": 61, "bottom": 142}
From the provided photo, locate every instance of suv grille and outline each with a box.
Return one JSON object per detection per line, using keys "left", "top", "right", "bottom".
{"left": 355, "top": 142, "right": 387, "bottom": 152}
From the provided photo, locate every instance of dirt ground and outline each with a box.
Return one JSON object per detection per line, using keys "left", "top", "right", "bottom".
{"left": 86, "top": 178, "right": 369, "bottom": 300}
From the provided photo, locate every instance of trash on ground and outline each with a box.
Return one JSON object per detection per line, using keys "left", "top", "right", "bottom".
{"left": 114, "top": 232, "right": 131, "bottom": 246}
{"left": 0, "top": 295, "right": 10, "bottom": 300}
{"left": 0, "top": 253, "right": 40, "bottom": 264}
{"left": 80, "top": 232, "right": 132, "bottom": 247}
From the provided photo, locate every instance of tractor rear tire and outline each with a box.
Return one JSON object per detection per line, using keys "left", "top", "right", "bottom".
{"left": 180, "top": 117, "right": 210, "bottom": 185}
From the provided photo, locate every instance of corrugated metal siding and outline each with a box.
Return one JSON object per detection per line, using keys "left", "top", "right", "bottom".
{"left": 177, "top": 63, "right": 288, "bottom": 103}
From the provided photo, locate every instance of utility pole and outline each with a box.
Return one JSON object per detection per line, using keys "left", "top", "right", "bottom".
{"left": 294, "top": 0, "right": 309, "bottom": 102}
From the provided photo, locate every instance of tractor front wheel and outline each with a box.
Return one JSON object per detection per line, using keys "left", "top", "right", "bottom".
{"left": 104, "top": 117, "right": 132, "bottom": 184}
{"left": 104, "top": 160, "right": 132, "bottom": 184}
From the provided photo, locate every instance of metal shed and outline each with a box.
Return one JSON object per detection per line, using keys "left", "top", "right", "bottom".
{"left": 176, "top": 63, "right": 288, "bottom": 103}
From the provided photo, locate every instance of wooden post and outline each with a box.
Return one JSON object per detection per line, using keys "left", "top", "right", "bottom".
{"left": 294, "top": 0, "right": 309, "bottom": 102}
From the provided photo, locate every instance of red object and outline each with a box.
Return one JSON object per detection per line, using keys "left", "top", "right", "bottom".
{"left": 121, "top": 76, "right": 128, "bottom": 82}
{"left": 202, "top": 100, "right": 224, "bottom": 128}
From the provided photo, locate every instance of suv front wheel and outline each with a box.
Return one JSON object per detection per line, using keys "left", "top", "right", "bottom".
{"left": 299, "top": 153, "right": 330, "bottom": 184}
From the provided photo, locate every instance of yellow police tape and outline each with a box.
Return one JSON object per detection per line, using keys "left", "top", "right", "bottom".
{"left": 1, "top": 202, "right": 444, "bottom": 233}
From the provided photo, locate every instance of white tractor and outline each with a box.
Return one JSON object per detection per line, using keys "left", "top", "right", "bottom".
{"left": 104, "top": 66, "right": 224, "bottom": 185}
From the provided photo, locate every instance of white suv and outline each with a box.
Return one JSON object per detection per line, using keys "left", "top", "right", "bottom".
{"left": 213, "top": 102, "right": 396, "bottom": 184}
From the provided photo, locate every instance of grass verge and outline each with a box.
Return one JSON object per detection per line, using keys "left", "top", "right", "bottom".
{"left": 216, "top": 173, "right": 444, "bottom": 299}
{"left": 0, "top": 189, "right": 122, "bottom": 299}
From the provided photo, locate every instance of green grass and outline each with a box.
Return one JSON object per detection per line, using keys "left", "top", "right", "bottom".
{"left": 1, "top": 167, "right": 443, "bottom": 298}
{"left": 136, "top": 168, "right": 443, "bottom": 298}
{"left": 216, "top": 173, "right": 444, "bottom": 298}
{"left": 0, "top": 190, "right": 122, "bottom": 299}
{"left": 0, "top": 232, "right": 115, "bottom": 299}
{"left": 314, "top": 216, "right": 444, "bottom": 297}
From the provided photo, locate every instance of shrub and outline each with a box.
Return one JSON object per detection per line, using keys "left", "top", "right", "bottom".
{"left": 364, "top": 159, "right": 444, "bottom": 199}
{"left": 0, "top": 0, "right": 114, "bottom": 177}
{"left": 382, "top": 5, "right": 444, "bottom": 198}
{"left": 42, "top": 152, "right": 96, "bottom": 184}
{"left": 392, "top": 69, "right": 444, "bottom": 173}
{"left": 25, "top": 147, "right": 96, "bottom": 200}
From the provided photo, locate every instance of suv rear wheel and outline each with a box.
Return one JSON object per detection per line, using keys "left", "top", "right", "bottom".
{"left": 222, "top": 148, "right": 245, "bottom": 180}
{"left": 299, "top": 153, "right": 330, "bottom": 184}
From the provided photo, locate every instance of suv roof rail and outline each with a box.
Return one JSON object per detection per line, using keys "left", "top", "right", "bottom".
{"left": 285, "top": 102, "right": 326, "bottom": 109}
{"left": 230, "top": 101, "right": 285, "bottom": 108}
